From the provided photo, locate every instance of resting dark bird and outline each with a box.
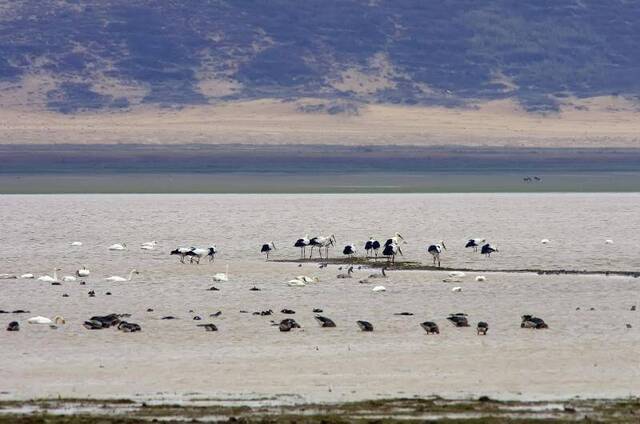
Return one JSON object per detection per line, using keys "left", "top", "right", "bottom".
{"left": 420, "top": 321, "right": 440, "bottom": 334}
{"left": 521, "top": 315, "right": 548, "bottom": 329}
{"left": 83, "top": 320, "right": 103, "bottom": 330}
{"left": 6, "top": 321, "right": 20, "bottom": 331}
{"left": 281, "top": 309, "right": 295, "bottom": 314}
{"left": 477, "top": 321, "right": 489, "bottom": 335}
{"left": 279, "top": 318, "right": 301, "bottom": 332}
{"left": 210, "top": 311, "right": 222, "bottom": 317}
{"left": 356, "top": 320, "right": 373, "bottom": 332}
{"left": 88, "top": 313, "right": 121, "bottom": 328}
{"left": 197, "top": 323, "right": 218, "bottom": 331}
{"left": 314, "top": 315, "right": 336, "bottom": 328}
{"left": 447, "top": 313, "right": 470, "bottom": 327}
{"left": 117, "top": 321, "right": 142, "bottom": 332}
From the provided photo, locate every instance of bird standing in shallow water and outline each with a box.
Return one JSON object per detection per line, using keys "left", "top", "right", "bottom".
{"left": 465, "top": 238, "right": 485, "bottom": 252}
{"left": 342, "top": 244, "right": 356, "bottom": 259}
{"left": 481, "top": 243, "right": 499, "bottom": 257}
{"left": 260, "top": 242, "right": 276, "bottom": 260}
{"left": 427, "top": 241, "right": 446, "bottom": 267}
{"left": 364, "top": 238, "right": 381, "bottom": 258}
{"left": 382, "top": 243, "right": 402, "bottom": 264}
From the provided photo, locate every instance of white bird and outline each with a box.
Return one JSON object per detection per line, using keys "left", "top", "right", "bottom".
{"left": 140, "top": 241, "right": 157, "bottom": 250}
{"left": 171, "top": 247, "right": 192, "bottom": 263}
{"left": 541, "top": 239, "right": 550, "bottom": 244}
{"left": 76, "top": 267, "right": 90, "bottom": 277}
{"left": 449, "top": 271, "right": 466, "bottom": 278}
{"left": 37, "top": 268, "right": 61, "bottom": 283}
{"left": 28, "top": 316, "right": 65, "bottom": 328}
{"left": 309, "top": 235, "right": 336, "bottom": 259}
{"left": 70, "top": 241, "right": 83, "bottom": 246}
{"left": 0, "top": 273, "right": 17, "bottom": 279}
{"left": 287, "top": 275, "right": 318, "bottom": 286}
{"left": 105, "top": 269, "right": 139, "bottom": 282}
{"left": 372, "top": 285, "right": 387, "bottom": 292}
{"left": 187, "top": 246, "right": 217, "bottom": 264}
{"left": 62, "top": 275, "right": 76, "bottom": 282}
{"left": 605, "top": 239, "right": 614, "bottom": 244}
{"left": 384, "top": 233, "right": 406, "bottom": 246}
{"left": 20, "top": 273, "right": 35, "bottom": 279}
{"left": 451, "top": 286, "right": 463, "bottom": 292}
{"left": 295, "top": 275, "right": 319, "bottom": 283}
{"left": 475, "top": 275, "right": 487, "bottom": 282}
{"left": 212, "top": 264, "right": 229, "bottom": 282}
{"left": 427, "top": 241, "right": 447, "bottom": 267}
{"left": 108, "top": 243, "right": 127, "bottom": 251}
{"left": 465, "top": 238, "right": 485, "bottom": 252}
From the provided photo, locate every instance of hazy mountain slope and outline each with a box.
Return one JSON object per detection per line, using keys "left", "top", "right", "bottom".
{"left": 1, "top": 0, "right": 639, "bottom": 113}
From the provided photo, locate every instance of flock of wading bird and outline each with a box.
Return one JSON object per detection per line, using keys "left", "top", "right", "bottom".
{"left": 256, "top": 233, "right": 499, "bottom": 266}
{"left": 1, "top": 233, "right": 558, "bottom": 336}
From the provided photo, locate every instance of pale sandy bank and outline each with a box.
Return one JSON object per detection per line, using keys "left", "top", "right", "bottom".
{"left": 1, "top": 96, "right": 639, "bottom": 147}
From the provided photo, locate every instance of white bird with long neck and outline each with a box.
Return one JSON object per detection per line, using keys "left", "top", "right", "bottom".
{"left": 37, "top": 268, "right": 61, "bottom": 283}
{"left": 309, "top": 235, "right": 336, "bottom": 259}
{"left": 427, "top": 241, "right": 447, "bottom": 267}
{"left": 76, "top": 266, "right": 90, "bottom": 277}
{"left": 212, "top": 264, "right": 229, "bottom": 282}
{"left": 28, "top": 316, "right": 65, "bottom": 328}
{"left": 105, "top": 269, "right": 139, "bottom": 282}
{"left": 385, "top": 233, "right": 406, "bottom": 246}
{"left": 141, "top": 241, "right": 158, "bottom": 250}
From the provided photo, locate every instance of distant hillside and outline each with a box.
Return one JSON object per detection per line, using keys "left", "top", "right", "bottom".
{"left": 1, "top": 0, "right": 640, "bottom": 113}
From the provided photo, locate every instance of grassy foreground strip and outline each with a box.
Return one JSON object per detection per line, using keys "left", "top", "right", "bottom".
{"left": 0, "top": 397, "right": 639, "bottom": 423}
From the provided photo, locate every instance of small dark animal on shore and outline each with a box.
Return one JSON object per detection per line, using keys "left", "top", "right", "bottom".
{"left": 357, "top": 320, "right": 374, "bottom": 332}
{"left": 198, "top": 323, "right": 218, "bottom": 331}
{"left": 279, "top": 318, "right": 301, "bottom": 332}
{"left": 420, "top": 321, "right": 440, "bottom": 334}
{"left": 521, "top": 315, "right": 548, "bottom": 329}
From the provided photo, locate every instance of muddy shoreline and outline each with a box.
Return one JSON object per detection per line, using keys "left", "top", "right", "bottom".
{"left": 273, "top": 258, "right": 640, "bottom": 278}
